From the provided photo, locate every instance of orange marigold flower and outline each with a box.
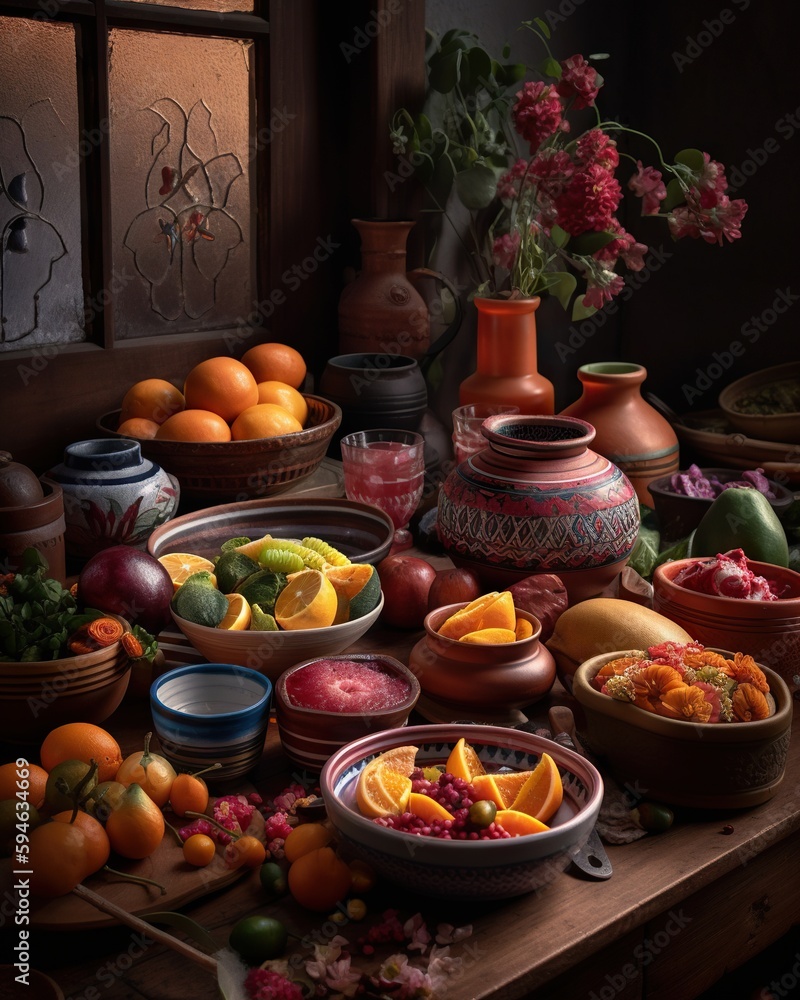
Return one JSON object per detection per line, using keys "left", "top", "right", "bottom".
{"left": 682, "top": 649, "right": 729, "bottom": 672}
{"left": 594, "top": 653, "right": 645, "bottom": 690}
{"left": 732, "top": 682, "right": 770, "bottom": 722}
{"left": 632, "top": 664, "right": 684, "bottom": 714}
{"left": 659, "top": 684, "right": 714, "bottom": 723}
{"left": 87, "top": 617, "right": 124, "bottom": 647}
{"left": 727, "top": 652, "right": 769, "bottom": 693}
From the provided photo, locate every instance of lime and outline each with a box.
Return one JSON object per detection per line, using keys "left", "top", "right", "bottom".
{"left": 229, "top": 915, "right": 288, "bottom": 964}
{"left": 259, "top": 861, "right": 288, "bottom": 901}
{"left": 45, "top": 760, "right": 98, "bottom": 813}
{"left": 214, "top": 550, "right": 260, "bottom": 594}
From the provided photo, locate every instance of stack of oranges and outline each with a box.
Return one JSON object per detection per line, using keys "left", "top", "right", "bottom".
{"left": 115, "top": 343, "right": 308, "bottom": 443}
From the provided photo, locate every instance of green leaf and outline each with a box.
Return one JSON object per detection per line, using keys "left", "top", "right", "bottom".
{"left": 549, "top": 224, "right": 570, "bottom": 249}
{"left": 497, "top": 62, "right": 526, "bottom": 87}
{"left": 143, "top": 911, "right": 221, "bottom": 956}
{"left": 466, "top": 46, "right": 493, "bottom": 88}
{"left": 661, "top": 177, "right": 686, "bottom": 213}
{"left": 569, "top": 230, "right": 617, "bottom": 255}
{"left": 534, "top": 16, "right": 551, "bottom": 38}
{"left": 454, "top": 163, "right": 499, "bottom": 209}
{"left": 572, "top": 298, "right": 597, "bottom": 321}
{"left": 674, "top": 148, "right": 706, "bottom": 173}
{"left": 629, "top": 520, "right": 661, "bottom": 581}
{"left": 502, "top": 43, "right": 511, "bottom": 59}
{"left": 429, "top": 49, "right": 463, "bottom": 93}
{"left": 414, "top": 113, "right": 432, "bottom": 145}
{"left": 540, "top": 57, "right": 562, "bottom": 79}
{"left": 543, "top": 271, "right": 577, "bottom": 311}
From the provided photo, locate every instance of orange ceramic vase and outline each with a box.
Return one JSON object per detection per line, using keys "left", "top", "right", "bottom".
{"left": 560, "top": 362, "right": 679, "bottom": 506}
{"left": 459, "top": 297, "right": 555, "bottom": 414}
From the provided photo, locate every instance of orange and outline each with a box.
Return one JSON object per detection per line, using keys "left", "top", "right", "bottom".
{"left": 283, "top": 822, "right": 332, "bottom": 864}
{"left": 242, "top": 342, "right": 307, "bottom": 390}
{"left": 230, "top": 403, "right": 303, "bottom": 441}
{"left": 40, "top": 723, "right": 123, "bottom": 784}
{"left": 155, "top": 409, "right": 232, "bottom": 443}
{"left": 508, "top": 752, "right": 563, "bottom": 823}
{"left": 355, "top": 749, "right": 418, "bottom": 818}
{"left": 274, "top": 569, "right": 337, "bottom": 630}
{"left": 494, "top": 809, "right": 550, "bottom": 836}
{"left": 183, "top": 356, "right": 259, "bottom": 422}
{"left": 255, "top": 380, "right": 308, "bottom": 425}
{"left": 459, "top": 627, "right": 517, "bottom": 644}
{"left": 287, "top": 846, "right": 352, "bottom": 912}
{"left": 217, "top": 593, "right": 251, "bottom": 630}
{"left": 515, "top": 617, "right": 534, "bottom": 641}
{"left": 52, "top": 809, "right": 111, "bottom": 873}
{"left": 29, "top": 821, "right": 91, "bottom": 897}
{"left": 105, "top": 782, "right": 165, "bottom": 859}
{"left": 437, "top": 591, "right": 516, "bottom": 640}
{"left": 119, "top": 378, "right": 185, "bottom": 425}
{"left": 157, "top": 552, "right": 217, "bottom": 591}
{"left": 0, "top": 762, "right": 48, "bottom": 810}
{"left": 116, "top": 417, "right": 161, "bottom": 440}
{"left": 470, "top": 773, "right": 507, "bottom": 809}
{"left": 407, "top": 792, "right": 452, "bottom": 823}
{"left": 491, "top": 770, "right": 534, "bottom": 806}
{"left": 445, "top": 737, "right": 486, "bottom": 782}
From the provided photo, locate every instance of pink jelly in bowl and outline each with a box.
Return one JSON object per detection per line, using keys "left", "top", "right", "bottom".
{"left": 274, "top": 653, "right": 421, "bottom": 772}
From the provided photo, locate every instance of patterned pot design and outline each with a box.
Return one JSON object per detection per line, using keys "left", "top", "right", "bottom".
{"left": 437, "top": 414, "right": 640, "bottom": 603}
{"left": 48, "top": 438, "right": 180, "bottom": 559}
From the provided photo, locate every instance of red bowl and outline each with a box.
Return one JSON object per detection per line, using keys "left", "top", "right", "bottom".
{"left": 652, "top": 557, "right": 800, "bottom": 693}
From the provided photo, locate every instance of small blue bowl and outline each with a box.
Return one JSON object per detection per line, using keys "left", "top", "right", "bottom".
{"left": 150, "top": 663, "right": 272, "bottom": 781}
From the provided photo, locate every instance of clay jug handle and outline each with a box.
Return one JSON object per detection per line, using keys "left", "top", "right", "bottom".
{"left": 407, "top": 267, "right": 463, "bottom": 371}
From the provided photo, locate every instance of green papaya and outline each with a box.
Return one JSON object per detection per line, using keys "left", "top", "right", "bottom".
{"left": 689, "top": 487, "right": 789, "bottom": 567}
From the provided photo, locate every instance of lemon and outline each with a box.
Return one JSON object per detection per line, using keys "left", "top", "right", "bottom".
{"left": 157, "top": 553, "right": 216, "bottom": 591}
{"left": 217, "top": 593, "right": 252, "bottom": 630}
{"left": 274, "top": 569, "right": 338, "bottom": 630}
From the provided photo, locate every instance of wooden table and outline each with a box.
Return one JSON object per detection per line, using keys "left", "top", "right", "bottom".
{"left": 6, "top": 594, "right": 800, "bottom": 1000}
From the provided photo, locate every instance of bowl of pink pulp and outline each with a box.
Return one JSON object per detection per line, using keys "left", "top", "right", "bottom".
{"left": 274, "top": 653, "right": 421, "bottom": 771}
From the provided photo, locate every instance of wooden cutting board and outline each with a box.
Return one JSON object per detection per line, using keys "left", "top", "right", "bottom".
{"left": 11, "top": 795, "right": 265, "bottom": 931}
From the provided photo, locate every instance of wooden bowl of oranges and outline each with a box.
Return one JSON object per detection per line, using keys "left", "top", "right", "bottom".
{"left": 96, "top": 344, "right": 341, "bottom": 505}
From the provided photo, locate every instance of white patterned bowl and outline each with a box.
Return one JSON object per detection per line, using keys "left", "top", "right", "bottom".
{"left": 320, "top": 724, "right": 603, "bottom": 901}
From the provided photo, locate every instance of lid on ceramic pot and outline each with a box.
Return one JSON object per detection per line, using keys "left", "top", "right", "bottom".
{"left": 0, "top": 452, "right": 45, "bottom": 508}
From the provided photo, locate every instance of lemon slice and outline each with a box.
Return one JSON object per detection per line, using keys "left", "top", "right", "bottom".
{"left": 274, "top": 569, "right": 338, "bottom": 630}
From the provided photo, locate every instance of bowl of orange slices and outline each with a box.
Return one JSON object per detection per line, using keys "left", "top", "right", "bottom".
{"left": 96, "top": 348, "right": 341, "bottom": 505}
{"left": 320, "top": 724, "right": 604, "bottom": 900}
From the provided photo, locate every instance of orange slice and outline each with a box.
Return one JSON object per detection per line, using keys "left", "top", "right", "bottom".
{"left": 459, "top": 627, "right": 517, "bottom": 644}
{"left": 437, "top": 591, "right": 516, "bottom": 639}
{"left": 445, "top": 737, "right": 486, "bottom": 782}
{"left": 470, "top": 773, "right": 507, "bottom": 809}
{"left": 217, "top": 593, "right": 252, "bottom": 630}
{"left": 274, "top": 569, "right": 338, "bottom": 630}
{"left": 375, "top": 745, "right": 419, "bottom": 775}
{"left": 407, "top": 792, "right": 453, "bottom": 823}
{"left": 491, "top": 770, "right": 534, "bottom": 805}
{"left": 495, "top": 809, "right": 550, "bottom": 836}
{"left": 508, "top": 752, "right": 563, "bottom": 823}
{"left": 157, "top": 553, "right": 216, "bottom": 592}
{"left": 356, "top": 757, "right": 413, "bottom": 818}
{"left": 514, "top": 617, "right": 534, "bottom": 641}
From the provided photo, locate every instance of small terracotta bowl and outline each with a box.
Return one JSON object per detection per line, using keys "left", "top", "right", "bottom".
{"left": 408, "top": 602, "right": 556, "bottom": 725}
{"left": 718, "top": 361, "right": 800, "bottom": 445}
{"left": 274, "top": 653, "right": 420, "bottom": 772}
{"left": 0, "top": 617, "right": 132, "bottom": 744}
{"left": 573, "top": 650, "right": 793, "bottom": 809}
{"left": 652, "top": 557, "right": 800, "bottom": 693}
{"left": 150, "top": 663, "right": 272, "bottom": 781}
{"left": 320, "top": 723, "right": 604, "bottom": 901}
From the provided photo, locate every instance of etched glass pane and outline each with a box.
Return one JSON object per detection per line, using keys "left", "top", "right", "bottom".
{"left": 0, "top": 17, "right": 83, "bottom": 352}
{"left": 124, "top": 0, "right": 254, "bottom": 12}
{"left": 110, "top": 30, "right": 254, "bottom": 339}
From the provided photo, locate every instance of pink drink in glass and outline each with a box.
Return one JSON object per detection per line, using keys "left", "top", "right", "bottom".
{"left": 341, "top": 432, "right": 425, "bottom": 530}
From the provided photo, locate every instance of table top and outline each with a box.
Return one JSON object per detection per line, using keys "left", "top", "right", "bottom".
{"left": 6, "top": 567, "right": 800, "bottom": 1000}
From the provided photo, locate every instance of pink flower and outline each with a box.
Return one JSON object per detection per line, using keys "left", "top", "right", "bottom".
{"left": 557, "top": 54, "right": 601, "bottom": 109}
{"left": 529, "top": 148, "right": 574, "bottom": 200}
{"left": 693, "top": 681, "right": 722, "bottom": 724}
{"left": 492, "top": 231, "right": 520, "bottom": 270}
{"left": 576, "top": 129, "right": 618, "bottom": 171}
{"left": 403, "top": 912, "right": 432, "bottom": 952}
{"left": 668, "top": 191, "right": 748, "bottom": 244}
{"left": 244, "top": 968, "right": 303, "bottom": 1000}
{"left": 628, "top": 161, "right": 667, "bottom": 215}
{"left": 512, "top": 81, "right": 567, "bottom": 152}
{"left": 554, "top": 163, "right": 622, "bottom": 235}
{"left": 435, "top": 923, "right": 473, "bottom": 945}
{"left": 496, "top": 158, "right": 533, "bottom": 202}
{"left": 582, "top": 269, "right": 625, "bottom": 309}
{"left": 594, "top": 222, "right": 647, "bottom": 272}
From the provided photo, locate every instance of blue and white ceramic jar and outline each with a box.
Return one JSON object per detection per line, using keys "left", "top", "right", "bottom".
{"left": 48, "top": 438, "right": 180, "bottom": 559}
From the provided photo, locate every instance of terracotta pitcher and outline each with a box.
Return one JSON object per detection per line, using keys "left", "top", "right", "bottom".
{"left": 338, "top": 219, "right": 462, "bottom": 365}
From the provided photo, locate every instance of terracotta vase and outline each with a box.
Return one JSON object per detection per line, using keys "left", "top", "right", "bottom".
{"left": 409, "top": 603, "right": 556, "bottom": 726}
{"left": 0, "top": 452, "right": 66, "bottom": 584}
{"left": 459, "top": 297, "right": 554, "bottom": 414}
{"left": 560, "top": 362, "right": 679, "bottom": 506}
{"left": 337, "top": 219, "right": 461, "bottom": 362}
{"left": 436, "top": 414, "right": 640, "bottom": 603}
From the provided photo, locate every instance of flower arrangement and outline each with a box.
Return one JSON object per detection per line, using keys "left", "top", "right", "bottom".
{"left": 592, "top": 641, "right": 772, "bottom": 724}
{"left": 390, "top": 20, "right": 748, "bottom": 318}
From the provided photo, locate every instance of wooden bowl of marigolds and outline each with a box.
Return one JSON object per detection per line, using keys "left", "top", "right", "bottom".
{"left": 572, "top": 650, "right": 793, "bottom": 809}
{"left": 97, "top": 394, "right": 341, "bottom": 505}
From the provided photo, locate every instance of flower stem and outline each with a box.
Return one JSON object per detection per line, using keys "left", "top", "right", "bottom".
{"left": 102, "top": 866, "right": 167, "bottom": 894}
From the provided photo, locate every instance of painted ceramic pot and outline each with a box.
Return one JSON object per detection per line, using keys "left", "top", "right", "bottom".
{"left": 48, "top": 438, "right": 180, "bottom": 559}
{"left": 436, "top": 414, "right": 640, "bottom": 603}
{"left": 409, "top": 603, "right": 556, "bottom": 726}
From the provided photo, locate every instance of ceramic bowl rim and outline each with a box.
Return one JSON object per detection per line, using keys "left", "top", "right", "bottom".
{"left": 653, "top": 557, "right": 800, "bottom": 605}
{"left": 573, "top": 650, "right": 793, "bottom": 741}
{"left": 647, "top": 468, "right": 795, "bottom": 510}
{"left": 718, "top": 361, "right": 800, "bottom": 422}
{"left": 170, "top": 591, "right": 385, "bottom": 643}
{"left": 275, "top": 652, "right": 421, "bottom": 719}
{"left": 321, "top": 722, "right": 604, "bottom": 854}
{"left": 150, "top": 662, "right": 273, "bottom": 721}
